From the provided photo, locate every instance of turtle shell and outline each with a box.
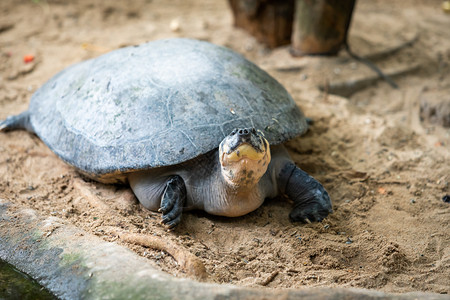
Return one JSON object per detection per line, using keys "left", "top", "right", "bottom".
{"left": 29, "top": 38, "right": 307, "bottom": 179}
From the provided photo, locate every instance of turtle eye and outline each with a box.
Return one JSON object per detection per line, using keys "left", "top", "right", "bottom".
{"left": 230, "top": 129, "right": 238, "bottom": 136}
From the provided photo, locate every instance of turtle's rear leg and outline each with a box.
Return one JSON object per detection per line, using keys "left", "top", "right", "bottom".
{"left": 0, "top": 111, "right": 34, "bottom": 132}
{"left": 128, "top": 172, "right": 186, "bottom": 228}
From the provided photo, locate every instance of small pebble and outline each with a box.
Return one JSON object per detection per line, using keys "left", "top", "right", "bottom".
{"left": 442, "top": 195, "right": 450, "bottom": 203}
{"left": 23, "top": 54, "right": 34, "bottom": 63}
{"left": 443, "top": 0, "right": 450, "bottom": 13}
{"left": 169, "top": 19, "right": 181, "bottom": 32}
{"left": 244, "top": 41, "right": 254, "bottom": 52}
{"left": 410, "top": 198, "right": 416, "bottom": 204}
{"left": 201, "top": 20, "right": 209, "bottom": 29}
{"left": 346, "top": 237, "right": 353, "bottom": 244}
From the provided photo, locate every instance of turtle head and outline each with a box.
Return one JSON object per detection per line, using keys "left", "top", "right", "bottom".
{"left": 219, "top": 128, "right": 271, "bottom": 188}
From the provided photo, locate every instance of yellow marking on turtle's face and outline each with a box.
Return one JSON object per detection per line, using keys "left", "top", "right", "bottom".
{"left": 225, "top": 143, "right": 265, "bottom": 162}
{"left": 220, "top": 137, "right": 271, "bottom": 188}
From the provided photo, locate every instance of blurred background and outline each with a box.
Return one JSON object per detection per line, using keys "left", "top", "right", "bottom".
{"left": 0, "top": 0, "right": 449, "bottom": 294}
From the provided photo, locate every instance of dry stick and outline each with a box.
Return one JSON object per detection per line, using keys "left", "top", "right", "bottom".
{"left": 73, "top": 178, "right": 113, "bottom": 213}
{"left": 72, "top": 177, "right": 207, "bottom": 279}
{"left": 344, "top": 42, "right": 399, "bottom": 89}
{"left": 363, "top": 34, "right": 419, "bottom": 61}
{"left": 344, "top": 32, "right": 419, "bottom": 90}
{"left": 258, "top": 270, "right": 279, "bottom": 286}
{"left": 321, "top": 63, "right": 421, "bottom": 98}
{"left": 115, "top": 231, "right": 207, "bottom": 280}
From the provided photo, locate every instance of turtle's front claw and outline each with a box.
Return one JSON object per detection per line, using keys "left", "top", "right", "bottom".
{"left": 162, "top": 214, "right": 182, "bottom": 229}
{"left": 161, "top": 204, "right": 183, "bottom": 228}
{"left": 160, "top": 175, "right": 186, "bottom": 228}
{"left": 278, "top": 162, "right": 332, "bottom": 224}
{"left": 288, "top": 186, "right": 332, "bottom": 223}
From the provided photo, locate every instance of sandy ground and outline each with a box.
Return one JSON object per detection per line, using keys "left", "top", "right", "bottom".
{"left": 1, "top": 0, "right": 449, "bottom": 295}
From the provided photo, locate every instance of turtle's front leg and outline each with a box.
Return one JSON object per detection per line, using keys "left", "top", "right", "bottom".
{"left": 159, "top": 175, "right": 186, "bottom": 228}
{"left": 278, "top": 162, "right": 332, "bottom": 223}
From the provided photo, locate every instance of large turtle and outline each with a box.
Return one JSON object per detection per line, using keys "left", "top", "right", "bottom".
{"left": 1, "top": 38, "right": 331, "bottom": 228}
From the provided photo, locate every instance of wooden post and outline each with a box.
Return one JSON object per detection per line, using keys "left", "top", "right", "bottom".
{"left": 291, "top": 0, "right": 356, "bottom": 56}
{"left": 228, "top": 0, "right": 295, "bottom": 48}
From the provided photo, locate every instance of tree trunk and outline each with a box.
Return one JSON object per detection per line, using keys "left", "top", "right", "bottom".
{"left": 291, "top": 0, "right": 356, "bottom": 56}
{"left": 228, "top": 0, "right": 295, "bottom": 48}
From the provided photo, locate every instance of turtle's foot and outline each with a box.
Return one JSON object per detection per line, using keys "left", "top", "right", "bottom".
{"left": 288, "top": 183, "right": 332, "bottom": 223}
{"left": 159, "top": 175, "right": 186, "bottom": 228}
{"left": 279, "top": 163, "right": 332, "bottom": 223}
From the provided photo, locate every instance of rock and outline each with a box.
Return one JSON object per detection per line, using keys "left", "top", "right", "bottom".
{"left": 1, "top": 204, "right": 448, "bottom": 299}
{"left": 420, "top": 89, "right": 450, "bottom": 128}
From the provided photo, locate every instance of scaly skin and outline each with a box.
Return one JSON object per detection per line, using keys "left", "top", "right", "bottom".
{"left": 129, "top": 128, "right": 332, "bottom": 228}
{"left": 0, "top": 115, "right": 332, "bottom": 227}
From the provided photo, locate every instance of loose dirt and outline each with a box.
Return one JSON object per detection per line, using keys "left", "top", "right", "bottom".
{"left": 1, "top": 0, "right": 449, "bottom": 294}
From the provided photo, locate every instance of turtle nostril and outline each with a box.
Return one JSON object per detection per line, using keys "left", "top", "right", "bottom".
{"left": 237, "top": 128, "right": 251, "bottom": 137}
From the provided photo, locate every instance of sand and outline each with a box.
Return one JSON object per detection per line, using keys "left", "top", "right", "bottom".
{"left": 0, "top": 0, "right": 449, "bottom": 294}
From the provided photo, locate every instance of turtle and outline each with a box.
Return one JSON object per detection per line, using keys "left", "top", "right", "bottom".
{"left": 0, "top": 38, "right": 332, "bottom": 228}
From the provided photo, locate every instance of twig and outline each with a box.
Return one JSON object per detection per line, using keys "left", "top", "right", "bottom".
{"left": 258, "top": 270, "right": 279, "bottom": 286}
{"left": 344, "top": 42, "right": 398, "bottom": 89}
{"left": 363, "top": 34, "right": 419, "bottom": 61}
{"left": 319, "top": 63, "right": 421, "bottom": 97}
{"left": 371, "top": 180, "right": 408, "bottom": 185}
{"left": 73, "top": 178, "right": 112, "bottom": 213}
{"left": 115, "top": 231, "right": 207, "bottom": 279}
